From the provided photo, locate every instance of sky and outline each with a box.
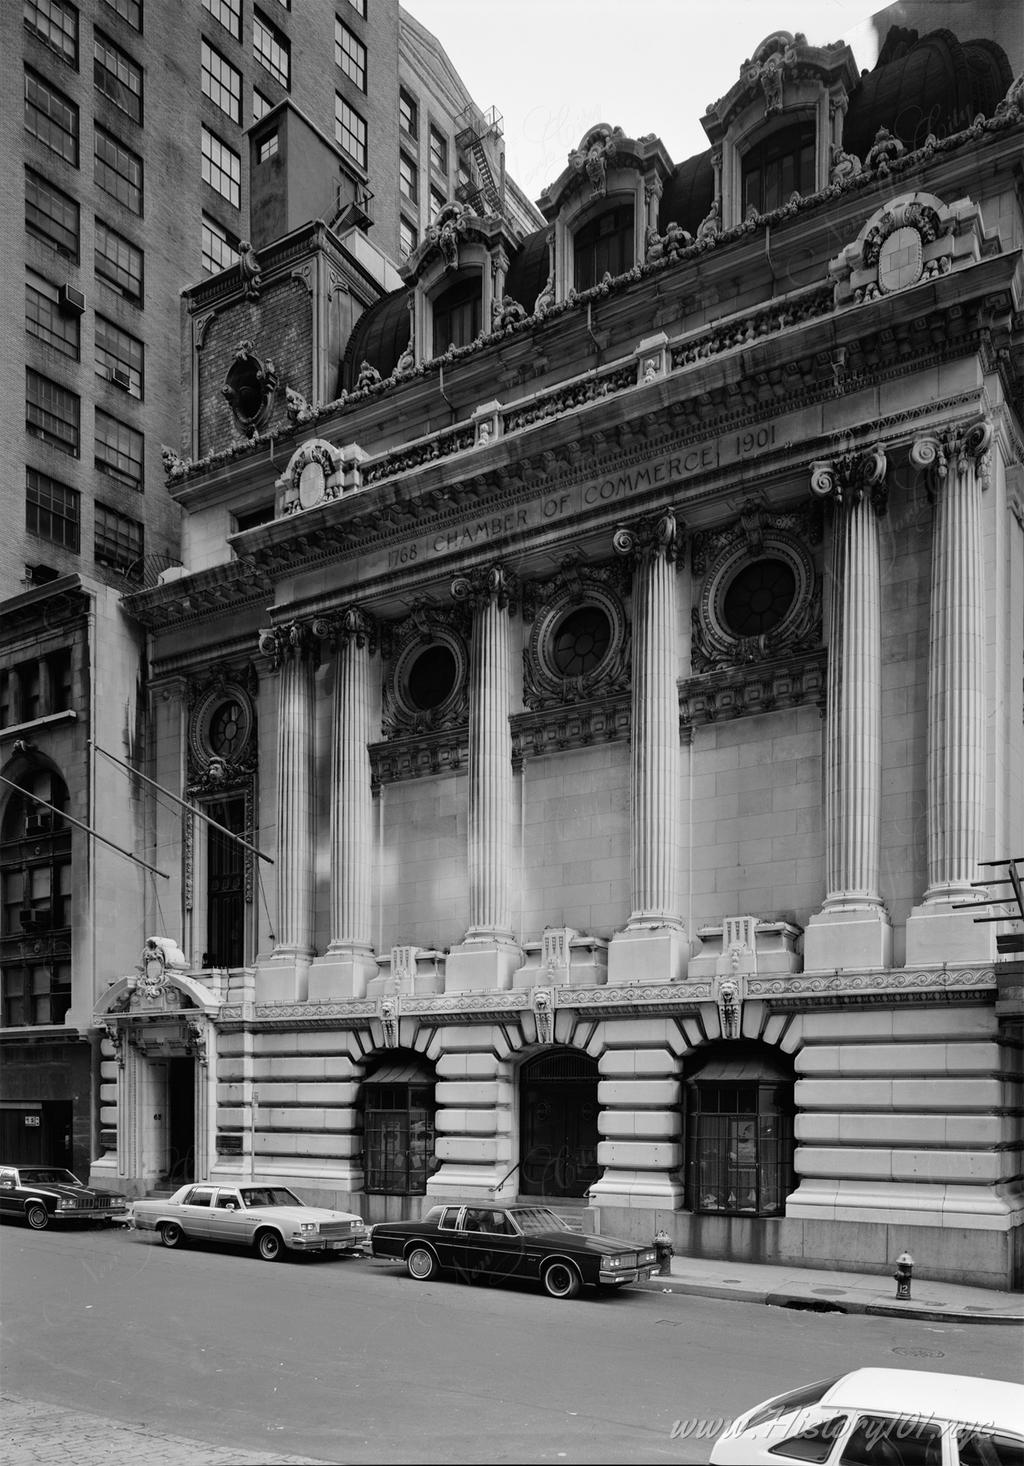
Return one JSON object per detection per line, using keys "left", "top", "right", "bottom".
{"left": 401, "top": 0, "right": 884, "bottom": 204}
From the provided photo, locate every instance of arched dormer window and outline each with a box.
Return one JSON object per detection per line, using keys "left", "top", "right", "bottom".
{"left": 741, "top": 117, "right": 815, "bottom": 215}
{"left": 432, "top": 272, "right": 481, "bottom": 353}
{"left": 573, "top": 202, "right": 634, "bottom": 291}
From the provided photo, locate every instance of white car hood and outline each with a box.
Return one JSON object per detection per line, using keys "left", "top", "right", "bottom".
{"left": 244, "top": 1206, "right": 363, "bottom": 1226}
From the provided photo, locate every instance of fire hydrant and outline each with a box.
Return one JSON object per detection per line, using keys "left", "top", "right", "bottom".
{"left": 654, "top": 1229, "right": 674, "bottom": 1276}
{"left": 894, "top": 1250, "right": 914, "bottom": 1300}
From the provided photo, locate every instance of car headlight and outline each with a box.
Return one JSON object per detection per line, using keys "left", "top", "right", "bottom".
{"left": 606, "top": 1255, "right": 623, "bottom": 1268}
{"left": 299, "top": 1221, "right": 318, "bottom": 1233}
{"left": 640, "top": 1250, "right": 657, "bottom": 1263}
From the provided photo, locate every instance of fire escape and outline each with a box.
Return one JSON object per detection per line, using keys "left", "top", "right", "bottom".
{"left": 454, "top": 104, "right": 505, "bottom": 216}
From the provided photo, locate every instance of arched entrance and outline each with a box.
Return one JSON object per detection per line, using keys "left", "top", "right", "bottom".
{"left": 518, "top": 1049, "right": 600, "bottom": 1199}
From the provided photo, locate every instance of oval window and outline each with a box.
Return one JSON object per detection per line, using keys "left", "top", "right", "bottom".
{"left": 722, "top": 558, "right": 796, "bottom": 637}
{"left": 551, "top": 606, "right": 611, "bottom": 677}
{"left": 407, "top": 644, "right": 457, "bottom": 711}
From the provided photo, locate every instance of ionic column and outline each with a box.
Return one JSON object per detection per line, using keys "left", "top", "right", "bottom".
{"left": 803, "top": 445, "right": 893, "bottom": 972}
{"left": 257, "top": 622, "right": 316, "bottom": 998}
{"left": 444, "top": 566, "right": 521, "bottom": 992}
{"left": 311, "top": 608, "right": 380, "bottom": 999}
{"left": 608, "top": 510, "right": 688, "bottom": 984}
{"left": 906, "top": 419, "right": 993, "bottom": 964}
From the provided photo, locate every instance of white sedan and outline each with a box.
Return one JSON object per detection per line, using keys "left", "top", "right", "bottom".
{"left": 709, "top": 1367, "right": 1024, "bottom": 1466}
{"left": 131, "top": 1182, "right": 368, "bottom": 1262}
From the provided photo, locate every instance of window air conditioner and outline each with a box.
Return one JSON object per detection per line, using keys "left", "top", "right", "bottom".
{"left": 110, "top": 366, "right": 132, "bottom": 389}
{"left": 58, "top": 284, "right": 86, "bottom": 316}
{"left": 25, "top": 813, "right": 54, "bottom": 836}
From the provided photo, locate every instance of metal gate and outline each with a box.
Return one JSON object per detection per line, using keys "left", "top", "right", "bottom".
{"left": 519, "top": 1050, "right": 600, "bottom": 1199}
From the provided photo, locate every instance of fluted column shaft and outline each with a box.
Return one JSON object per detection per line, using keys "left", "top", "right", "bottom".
{"left": 261, "top": 625, "right": 316, "bottom": 958}
{"left": 614, "top": 512, "right": 681, "bottom": 923}
{"left": 456, "top": 568, "right": 514, "bottom": 938}
{"left": 811, "top": 447, "right": 888, "bottom": 907}
{"left": 327, "top": 612, "right": 375, "bottom": 949}
{"left": 911, "top": 421, "right": 991, "bottom": 899}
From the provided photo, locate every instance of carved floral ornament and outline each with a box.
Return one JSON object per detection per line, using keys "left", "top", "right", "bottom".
{"left": 187, "top": 669, "right": 257, "bottom": 790}
{"left": 277, "top": 438, "right": 343, "bottom": 515}
{"left": 381, "top": 602, "right": 469, "bottom": 739}
{"left": 450, "top": 562, "right": 517, "bottom": 611}
{"left": 810, "top": 443, "right": 888, "bottom": 513}
{"left": 521, "top": 556, "right": 630, "bottom": 712}
{"left": 829, "top": 191, "right": 983, "bottom": 307}
{"left": 909, "top": 419, "right": 993, "bottom": 499}
{"left": 568, "top": 125, "right": 624, "bottom": 199}
{"left": 612, "top": 508, "right": 682, "bottom": 566}
{"left": 222, "top": 340, "right": 277, "bottom": 438}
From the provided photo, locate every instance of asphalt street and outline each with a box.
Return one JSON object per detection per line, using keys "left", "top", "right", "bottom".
{"left": 1, "top": 1223, "right": 1018, "bottom": 1465}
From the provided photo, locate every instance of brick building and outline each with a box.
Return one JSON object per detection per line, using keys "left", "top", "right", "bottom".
{"left": 0, "top": 0, "right": 538, "bottom": 1183}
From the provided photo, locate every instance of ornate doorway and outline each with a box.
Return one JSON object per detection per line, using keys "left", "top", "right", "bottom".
{"left": 519, "top": 1049, "right": 600, "bottom": 1199}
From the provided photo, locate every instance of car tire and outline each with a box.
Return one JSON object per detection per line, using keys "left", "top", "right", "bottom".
{"left": 406, "top": 1245, "right": 439, "bottom": 1281}
{"left": 25, "top": 1203, "right": 49, "bottom": 1231}
{"left": 159, "top": 1221, "right": 185, "bottom": 1249}
{"left": 542, "top": 1259, "right": 581, "bottom": 1299}
{"left": 256, "top": 1229, "right": 284, "bottom": 1262}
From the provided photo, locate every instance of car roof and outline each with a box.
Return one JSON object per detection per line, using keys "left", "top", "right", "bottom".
{"left": 821, "top": 1369, "right": 1024, "bottom": 1425}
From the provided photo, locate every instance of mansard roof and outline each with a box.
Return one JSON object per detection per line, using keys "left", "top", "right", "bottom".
{"left": 338, "top": 24, "right": 1014, "bottom": 392}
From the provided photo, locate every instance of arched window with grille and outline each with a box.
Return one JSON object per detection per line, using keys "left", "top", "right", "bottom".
{"left": 1, "top": 769, "right": 72, "bottom": 1027}
{"left": 684, "top": 1043, "right": 794, "bottom": 1216}
{"left": 362, "top": 1053, "right": 436, "bottom": 1195}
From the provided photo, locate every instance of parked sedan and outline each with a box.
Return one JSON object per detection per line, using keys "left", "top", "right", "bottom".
{"left": 131, "top": 1183, "right": 368, "bottom": 1262}
{"left": 0, "top": 1165, "right": 129, "bottom": 1230}
{"left": 709, "top": 1367, "right": 1024, "bottom": 1465}
{"left": 371, "top": 1202, "right": 658, "bottom": 1298}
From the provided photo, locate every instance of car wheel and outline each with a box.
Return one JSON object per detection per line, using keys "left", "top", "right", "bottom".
{"left": 25, "top": 1203, "right": 49, "bottom": 1231}
{"left": 256, "top": 1229, "right": 283, "bottom": 1262}
{"left": 542, "top": 1260, "right": 581, "bottom": 1299}
{"left": 159, "top": 1221, "right": 185, "bottom": 1248}
{"left": 406, "top": 1245, "right": 439, "bottom": 1281}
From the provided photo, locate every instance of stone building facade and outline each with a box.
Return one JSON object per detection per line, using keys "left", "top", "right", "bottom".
{"left": 92, "top": 24, "right": 1023, "bottom": 1287}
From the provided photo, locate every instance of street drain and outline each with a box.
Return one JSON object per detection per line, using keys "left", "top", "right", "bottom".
{"left": 767, "top": 1294, "right": 846, "bottom": 1313}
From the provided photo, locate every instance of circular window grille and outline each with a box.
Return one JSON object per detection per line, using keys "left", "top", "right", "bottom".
{"left": 722, "top": 558, "right": 797, "bottom": 637}
{"left": 551, "top": 606, "right": 611, "bottom": 678}
{"left": 208, "top": 699, "right": 247, "bottom": 757}
{"left": 189, "top": 683, "right": 255, "bottom": 767}
{"left": 407, "top": 644, "right": 458, "bottom": 711}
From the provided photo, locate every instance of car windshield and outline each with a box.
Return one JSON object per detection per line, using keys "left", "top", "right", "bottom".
{"left": 239, "top": 1187, "right": 302, "bottom": 1208}
{"left": 508, "top": 1206, "right": 570, "bottom": 1235}
{"left": 18, "top": 1168, "right": 81, "bottom": 1186}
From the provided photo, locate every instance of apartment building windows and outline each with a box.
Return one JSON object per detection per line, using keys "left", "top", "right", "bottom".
{"left": 347, "top": 0, "right": 366, "bottom": 16}
{"left": 94, "top": 32, "right": 143, "bottom": 123}
{"left": 335, "top": 19, "right": 366, "bottom": 90}
{"left": 399, "top": 89, "right": 417, "bottom": 139}
{"left": 26, "top": 469, "right": 80, "bottom": 552}
{"left": 95, "top": 220, "right": 143, "bottom": 302}
{"left": 103, "top": 0, "right": 141, "bottom": 29}
{"left": 1, "top": 770, "right": 73, "bottom": 1027}
{"left": 254, "top": 11, "right": 289, "bottom": 88}
{"left": 202, "top": 39, "right": 241, "bottom": 122}
{"left": 26, "top": 278, "right": 80, "bottom": 360}
{"left": 95, "top": 316, "right": 143, "bottom": 397}
{"left": 26, "top": 369, "right": 80, "bottom": 456}
{"left": 202, "top": 127, "right": 241, "bottom": 206}
{"left": 399, "top": 151, "right": 418, "bottom": 204}
{"left": 203, "top": 0, "right": 240, "bottom": 41}
{"left": 253, "top": 88, "right": 272, "bottom": 122}
{"left": 94, "top": 501, "right": 143, "bottom": 576}
{"left": 25, "top": 70, "right": 79, "bottom": 166}
{"left": 335, "top": 96, "right": 366, "bottom": 169}
{"left": 1, "top": 652, "right": 73, "bottom": 727}
{"left": 429, "top": 125, "right": 448, "bottom": 175}
{"left": 26, "top": 169, "right": 79, "bottom": 259}
{"left": 94, "top": 125, "right": 142, "bottom": 213}
{"left": 429, "top": 186, "right": 445, "bottom": 223}
{"left": 399, "top": 216, "right": 417, "bottom": 259}
{"left": 95, "top": 408, "right": 144, "bottom": 489}
{"left": 24, "top": 0, "right": 79, "bottom": 65}
{"left": 202, "top": 214, "right": 238, "bottom": 274}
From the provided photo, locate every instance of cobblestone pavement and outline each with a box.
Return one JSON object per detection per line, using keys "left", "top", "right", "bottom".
{"left": 1, "top": 1393, "right": 330, "bottom": 1466}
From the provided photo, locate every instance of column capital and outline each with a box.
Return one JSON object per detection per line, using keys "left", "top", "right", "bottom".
{"left": 257, "top": 619, "right": 315, "bottom": 668}
{"left": 612, "top": 508, "right": 683, "bottom": 566}
{"left": 450, "top": 563, "right": 517, "bottom": 611}
{"left": 809, "top": 443, "right": 888, "bottom": 513}
{"left": 311, "top": 605, "right": 377, "bottom": 654}
{"left": 910, "top": 417, "right": 992, "bottom": 499}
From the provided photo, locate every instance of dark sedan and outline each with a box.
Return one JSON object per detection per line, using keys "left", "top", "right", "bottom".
{"left": 370, "top": 1202, "right": 658, "bottom": 1298}
{"left": 0, "top": 1165, "right": 129, "bottom": 1230}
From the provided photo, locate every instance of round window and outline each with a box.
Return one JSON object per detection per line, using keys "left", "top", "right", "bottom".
{"left": 208, "top": 699, "right": 245, "bottom": 757}
{"left": 407, "top": 644, "right": 457, "bottom": 711}
{"left": 722, "top": 558, "right": 796, "bottom": 637}
{"left": 551, "top": 606, "right": 611, "bottom": 677}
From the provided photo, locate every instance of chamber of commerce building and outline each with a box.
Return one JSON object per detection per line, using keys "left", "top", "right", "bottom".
{"left": 87, "top": 22, "right": 1024, "bottom": 1288}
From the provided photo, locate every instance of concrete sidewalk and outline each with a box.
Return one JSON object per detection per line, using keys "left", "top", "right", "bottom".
{"left": 636, "top": 1253, "right": 1024, "bottom": 1324}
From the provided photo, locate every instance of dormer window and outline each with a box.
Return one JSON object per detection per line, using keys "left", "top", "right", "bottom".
{"left": 573, "top": 203, "right": 634, "bottom": 290}
{"left": 432, "top": 274, "right": 480, "bottom": 352}
{"left": 741, "top": 119, "right": 815, "bottom": 214}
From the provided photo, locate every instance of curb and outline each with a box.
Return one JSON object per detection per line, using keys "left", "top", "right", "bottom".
{"left": 636, "top": 1276, "right": 1024, "bottom": 1325}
